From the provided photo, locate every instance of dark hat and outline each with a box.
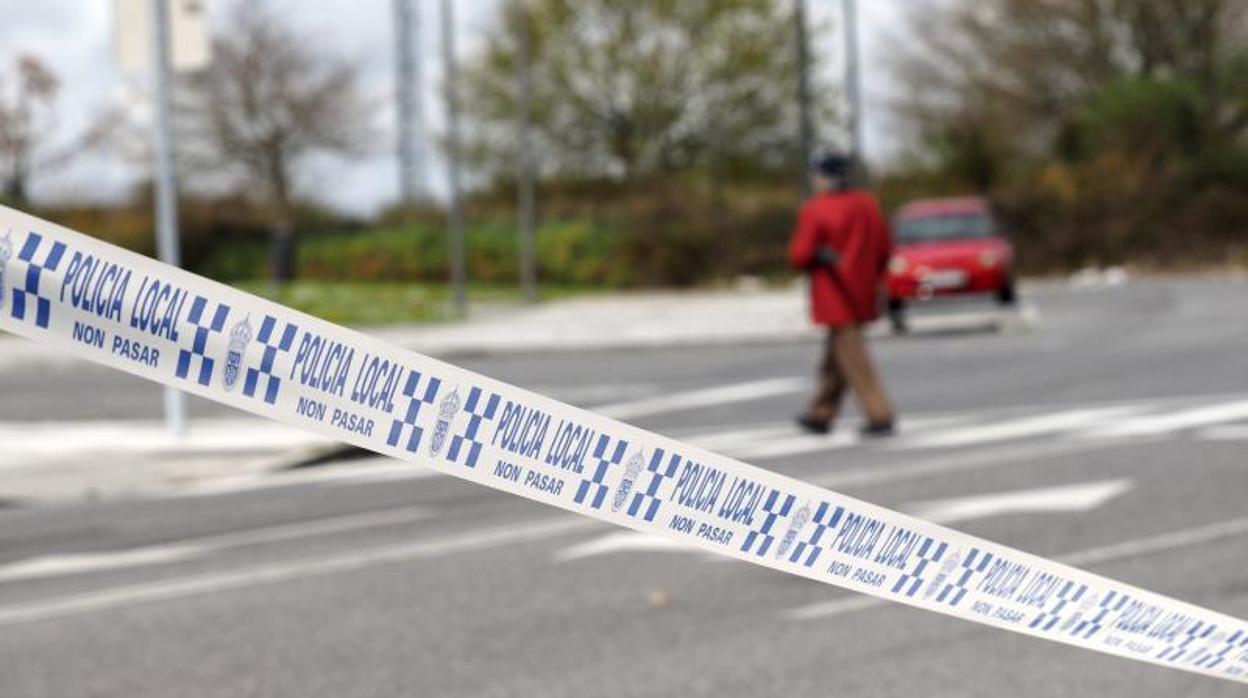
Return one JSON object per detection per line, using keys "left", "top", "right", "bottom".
{"left": 811, "top": 152, "right": 852, "bottom": 178}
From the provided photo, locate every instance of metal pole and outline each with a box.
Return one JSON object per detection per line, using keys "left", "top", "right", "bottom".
{"left": 395, "top": 0, "right": 428, "bottom": 203}
{"left": 150, "top": 0, "right": 186, "bottom": 436}
{"left": 795, "top": 0, "right": 814, "bottom": 196}
{"left": 842, "top": 0, "right": 864, "bottom": 162}
{"left": 516, "top": 1, "right": 538, "bottom": 304}
{"left": 441, "top": 0, "right": 468, "bottom": 317}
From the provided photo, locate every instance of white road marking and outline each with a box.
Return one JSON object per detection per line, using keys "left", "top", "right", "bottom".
{"left": 786, "top": 514, "right": 1248, "bottom": 621}
{"left": 1081, "top": 400, "right": 1248, "bottom": 439}
{"left": 725, "top": 416, "right": 968, "bottom": 460}
{"left": 595, "top": 377, "right": 806, "bottom": 421}
{"left": 813, "top": 438, "right": 1136, "bottom": 490}
{"left": 182, "top": 459, "right": 441, "bottom": 496}
{"left": 0, "top": 548, "right": 198, "bottom": 583}
{"left": 1197, "top": 424, "right": 1248, "bottom": 441}
{"left": 0, "top": 517, "right": 599, "bottom": 627}
{"left": 895, "top": 406, "right": 1145, "bottom": 449}
{"left": 0, "top": 419, "right": 333, "bottom": 462}
{"left": 555, "top": 531, "right": 699, "bottom": 561}
{"left": 548, "top": 383, "right": 661, "bottom": 404}
{"left": 903, "top": 479, "right": 1132, "bottom": 525}
{"left": 0, "top": 507, "right": 433, "bottom": 583}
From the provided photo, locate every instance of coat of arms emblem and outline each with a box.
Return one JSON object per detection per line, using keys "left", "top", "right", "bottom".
{"left": 775, "top": 503, "right": 811, "bottom": 559}
{"left": 429, "top": 387, "right": 461, "bottom": 456}
{"left": 223, "top": 316, "right": 253, "bottom": 392}
{"left": 611, "top": 450, "right": 647, "bottom": 513}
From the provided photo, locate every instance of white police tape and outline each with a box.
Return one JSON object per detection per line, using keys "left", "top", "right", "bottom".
{"left": 1, "top": 203, "right": 1246, "bottom": 683}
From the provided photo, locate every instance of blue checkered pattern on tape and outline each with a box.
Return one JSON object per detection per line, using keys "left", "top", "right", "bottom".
{"left": 574, "top": 433, "right": 629, "bottom": 509}
{"left": 1158, "top": 622, "right": 1215, "bottom": 663}
{"left": 891, "top": 537, "right": 947, "bottom": 598}
{"left": 175, "top": 296, "right": 229, "bottom": 387}
{"left": 626, "top": 449, "right": 679, "bottom": 522}
{"left": 386, "top": 369, "right": 441, "bottom": 452}
{"left": 786, "top": 501, "right": 844, "bottom": 568}
{"left": 12, "top": 233, "right": 66, "bottom": 329}
{"left": 740, "top": 489, "right": 795, "bottom": 557}
{"left": 1197, "top": 630, "right": 1247, "bottom": 669}
{"left": 1072, "top": 591, "right": 1129, "bottom": 639}
{"left": 1029, "top": 581, "right": 1087, "bottom": 632}
{"left": 932, "top": 548, "right": 993, "bottom": 607}
{"left": 243, "top": 315, "right": 298, "bottom": 404}
{"left": 446, "top": 386, "right": 500, "bottom": 468}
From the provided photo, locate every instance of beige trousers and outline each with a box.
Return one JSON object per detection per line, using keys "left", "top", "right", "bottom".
{"left": 809, "top": 325, "right": 894, "bottom": 425}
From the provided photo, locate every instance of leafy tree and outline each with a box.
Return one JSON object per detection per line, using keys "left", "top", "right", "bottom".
{"left": 460, "top": 0, "right": 837, "bottom": 187}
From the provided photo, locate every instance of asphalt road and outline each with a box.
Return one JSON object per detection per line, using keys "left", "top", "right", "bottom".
{"left": 2, "top": 277, "right": 1248, "bottom": 697}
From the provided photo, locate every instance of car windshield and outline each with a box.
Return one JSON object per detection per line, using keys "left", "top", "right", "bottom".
{"left": 896, "top": 213, "right": 996, "bottom": 244}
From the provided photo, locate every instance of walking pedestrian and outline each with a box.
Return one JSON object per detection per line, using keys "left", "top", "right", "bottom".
{"left": 789, "top": 153, "right": 896, "bottom": 437}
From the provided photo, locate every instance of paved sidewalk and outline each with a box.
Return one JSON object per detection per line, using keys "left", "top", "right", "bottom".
{"left": 373, "top": 285, "right": 820, "bottom": 355}
{"left": 0, "top": 419, "right": 338, "bottom": 504}
{"left": 0, "top": 286, "right": 819, "bottom": 371}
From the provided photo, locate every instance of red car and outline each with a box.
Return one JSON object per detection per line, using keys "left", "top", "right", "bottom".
{"left": 885, "top": 197, "right": 1017, "bottom": 332}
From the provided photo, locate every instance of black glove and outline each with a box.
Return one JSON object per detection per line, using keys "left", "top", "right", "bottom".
{"left": 814, "top": 246, "right": 840, "bottom": 269}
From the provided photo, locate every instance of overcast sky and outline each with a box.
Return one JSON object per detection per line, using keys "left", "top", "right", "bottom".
{"left": 0, "top": 0, "right": 908, "bottom": 216}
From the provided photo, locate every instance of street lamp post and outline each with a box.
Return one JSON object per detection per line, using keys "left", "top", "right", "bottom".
{"left": 842, "top": 0, "right": 864, "bottom": 162}
{"left": 795, "top": 0, "right": 814, "bottom": 196}
{"left": 149, "top": 0, "right": 186, "bottom": 436}
{"left": 516, "top": 1, "right": 538, "bottom": 304}
{"left": 441, "top": 0, "right": 468, "bottom": 317}
{"left": 394, "top": 0, "right": 429, "bottom": 203}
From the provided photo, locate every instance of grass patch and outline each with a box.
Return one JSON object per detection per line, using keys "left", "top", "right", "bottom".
{"left": 235, "top": 281, "right": 589, "bottom": 326}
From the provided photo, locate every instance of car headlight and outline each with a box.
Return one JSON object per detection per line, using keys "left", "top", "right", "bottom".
{"left": 980, "top": 250, "right": 1001, "bottom": 267}
{"left": 889, "top": 256, "right": 908, "bottom": 274}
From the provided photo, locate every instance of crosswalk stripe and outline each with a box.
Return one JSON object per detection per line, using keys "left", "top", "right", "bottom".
{"left": 682, "top": 416, "right": 968, "bottom": 460}
{"left": 893, "top": 405, "right": 1146, "bottom": 449}
{"left": 1079, "top": 399, "right": 1248, "bottom": 439}
{"left": 595, "top": 377, "right": 806, "bottom": 421}
{"left": 1198, "top": 424, "right": 1248, "bottom": 441}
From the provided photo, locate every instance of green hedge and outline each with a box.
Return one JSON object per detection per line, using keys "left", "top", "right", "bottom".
{"left": 198, "top": 220, "right": 642, "bottom": 287}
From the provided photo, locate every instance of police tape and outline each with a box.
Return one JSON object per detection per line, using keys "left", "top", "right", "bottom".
{"left": 1, "top": 204, "right": 1246, "bottom": 683}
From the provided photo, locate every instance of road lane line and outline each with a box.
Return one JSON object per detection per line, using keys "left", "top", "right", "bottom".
{"left": 555, "top": 531, "right": 698, "bottom": 561}
{"left": 1198, "top": 424, "right": 1248, "bottom": 441}
{"left": 0, "top": 517, "right": 598, "bottom": 627}
{"left": 903, "top": 479, "right": 1133, "bottom": 525}
{"left": 787, "top": 515, "right": 1248, "bottom": 621}
{"left": 0, "top": 547, "right": 199, "bottom": 583}
{"left": 0, "top": 507, "right": 435, "bottom": 583}
{"left": 730, "top": 416, "right": 967, "bottom": 460}
{"left": 595, "top": 377, "right": 806, "bottom": 420}
{"left": 812, "top": 438, "right": 1139, "bottom": 490}
{"left": 1084, "top": 400, "right": 1248, "bottom": 439}
{"left": 894, "top": 406, "right": 1145, "bottom": 450}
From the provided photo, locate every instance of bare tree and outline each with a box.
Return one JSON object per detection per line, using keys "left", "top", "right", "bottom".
{"left": 0, "top": 55, "right": 60, "bottom": 204}
{"left": 183, "top": 0, "right": 375, "bottom": 282}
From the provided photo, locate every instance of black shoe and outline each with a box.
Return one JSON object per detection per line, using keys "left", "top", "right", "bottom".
{"left": 796, "top": 414, "right": 832, "bottom": 435}
{"left": 859, "top": 420, "right": 896, "bottom": 438}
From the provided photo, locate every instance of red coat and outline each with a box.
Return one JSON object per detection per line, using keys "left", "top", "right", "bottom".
{"left": 788, "top": 190, "right": 893, "bottom": 327}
